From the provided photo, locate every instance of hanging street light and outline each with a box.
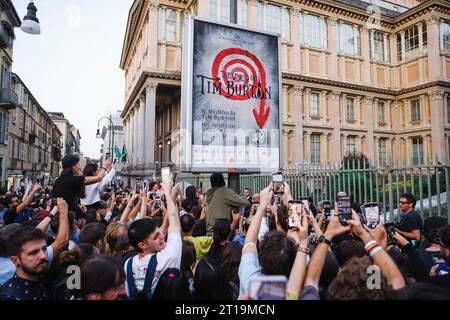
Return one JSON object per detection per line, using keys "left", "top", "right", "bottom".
{"left": 21, "top": 1, "right": 41, "bottom": 35}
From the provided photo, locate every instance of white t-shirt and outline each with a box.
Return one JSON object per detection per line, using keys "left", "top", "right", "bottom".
{"left": 124, "top": 232, "right": 182, "bottom": 296}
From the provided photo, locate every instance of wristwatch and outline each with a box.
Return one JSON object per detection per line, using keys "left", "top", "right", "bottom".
{"left": 318, "top": 234, "right": 332, "bottom": 246}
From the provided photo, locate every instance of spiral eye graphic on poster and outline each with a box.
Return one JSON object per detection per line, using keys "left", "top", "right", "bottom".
{"left": 211, "top": 48, "right": 271, "bottom": 129}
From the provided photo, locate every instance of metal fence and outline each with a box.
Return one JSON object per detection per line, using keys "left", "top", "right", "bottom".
{"left": 239, "top": 157, "right": 450, "bottom": 224}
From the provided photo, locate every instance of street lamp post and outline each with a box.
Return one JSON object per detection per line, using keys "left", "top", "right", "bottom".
{"left": 228, "top": 2, "right": 240, "bottom": 194}
{"left": 96, "top": 116, "right": 114, "bottom": 162}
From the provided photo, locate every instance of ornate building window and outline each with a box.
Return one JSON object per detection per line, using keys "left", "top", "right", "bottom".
{"left": 411, "top": 99, "right": 421, "bottom": 122}
{"left": 378, "top": 102, "right": 385, "bottom": 124}
{"left": 310, "top": 134, "right": 321, "bottom": 164}
{"left": 307, "top": 15, "right": 321, "bottom": 48}
{"left": 310, "top": 92, "right": 319, "bottom": 116}
{"left": 346, "top": 98, "right": 355, "bottom": 121}
{"left": 346, "top": 136, "right": 356, "bottom": 154}
{"left": 378, "top": 138, "right": 386, "bottom": 166}
{"left": 442, "top": 21, "right": 450, "bottom": 53}
{"left": 405, "top": 25, "right": 419, "bottom": 59}
{"left": 412, "top": 137, "right": 423, "bottom": 165}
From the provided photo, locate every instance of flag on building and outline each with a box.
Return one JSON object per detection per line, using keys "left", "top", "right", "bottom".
{"left": 121, "top": 145, "right": 128, "bottom": 164}
{"left": 114, "top": 146, "right": 122, "bottom": 159}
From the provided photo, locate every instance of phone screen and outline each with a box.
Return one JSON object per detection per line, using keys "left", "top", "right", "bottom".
{"left": 135, "top": 178, "right": 143, "bottom": 194}
{"left": 288, "top": 200, "right": 302, "bottom": 216}
{"left": 249, "top": 276, "right": 287, "bottom": 300}
{"left": 384, "top": 223, "right": 396, "bottom": 245}
{"left": 337, "top": 196, "right": 352, "bottom": 226}
{"left": 300, "top": 197, "right": 310, "bottom": 212}
{"left": 272, "top": 172, "right": 284, "bottom": 194}
{"left": 362, "top": 203, "right": 380, "bottom": 229}
{"left": 161, "top": 167, "right": 170, "bottom": 182}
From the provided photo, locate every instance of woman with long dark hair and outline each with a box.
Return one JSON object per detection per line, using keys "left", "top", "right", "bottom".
{"left": 80, "top": 162, "right": 116, "bottom": 209}
{"left": 194, "top": 256, "right": 235, "bottom": 300}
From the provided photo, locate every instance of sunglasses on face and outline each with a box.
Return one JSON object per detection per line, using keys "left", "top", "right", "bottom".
{"left": 399, "top": 201, "right": 411, "bottom": 204}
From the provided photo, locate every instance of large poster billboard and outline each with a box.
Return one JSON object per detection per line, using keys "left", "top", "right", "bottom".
{"left": 181, "top": 17, "right": 281, "bottom": 173}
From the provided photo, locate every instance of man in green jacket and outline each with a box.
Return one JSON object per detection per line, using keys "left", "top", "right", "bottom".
{"left": 205, "top": 173, "right": 251, "bottom": 235}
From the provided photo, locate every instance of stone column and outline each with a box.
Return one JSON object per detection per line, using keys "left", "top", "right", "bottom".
{"left": 320, "top": 16, "right": 327, "bottom": 75}
{"left": 400, "top": 30, "right": 407, "bottom": 86}
{"left": 327, "top": 16, "right": 338, "bottom": 79}
{"left": 197, "top": 0, "right": 210, "bottom": 17}
{"left": 262, "top": 1, "right": 267, "bottom": 30}
{"left": 402, "top": 99, "right": 409, "bottom": 129}
{"left": 361, "top": 27, "right": 371, "bottom": 84}
{"left": 282, "top": 129, "right": 289, "bottom": 166}
{"left": 281, "top": 7, "right": 288, "bottom": 71}
{"left": 406, "top": 138, "right": 412, "bottom": 165}
{"left": 420, "top": 95, "right": 428, "bottom": 127}
{"left": 291, "top": 9, "right": 301, "bottom": 72}
{"left": 304, "top": 88, "right": 311, "bottom": 121}
{"left": 293, "top": 86, "right": 304, "bottom": 162}
{"left": 422, "top": 134, "right": 430, "bottom": 164}
{"left": 374, "top": 136, "right": 380, "bottom": 165}
{"left": 302, "top": 13, "right": 310, "bottom": 74}
{"left": 320, "top": 91, "right": 327, "bottom": 122}
{"left": 385, "top": 100, "right": 391, "bottom": 128}
{"left": 356, "top": 135, "right": 362, "bottom": 155}
{"left": 400, "top": 30, "right": 406, "bottom": 61}
{"left": 387, "top": 137, "right": 394, "bottom": 163}
{"left": 341, "top": 133, "right": 348, "bottom": 158}
{"left": 390, "top": 35, "right": 399, "bottom": 89}
{"left": 282, "top": 85, "right": 289, "bottom": 122}
{"left": 304, "top": 131, "right": 311, "bottom": 163}
{"left": 355, "top": 96, "right": 361, "bottom": 125}
{"left": 176, "top": 9, "right": 181, "bottom": 42}
{"left": 418, "top": 22, "right": 424, "bottom": 54}
{"left": 318, "top": 132, "right": 327, "bottom": 164}
{"left": 148, "top": 2, "right": 159, "bottom": 69}
{"left": 144, "top": 82, "right": 158, "bottom": 167}
{"left": 248, "top": 0, "right": 258, "bottom": 28}
{"left": 330, "top": 91, "right": 341, "bottom": 163}
{"left": 137, "top": 95, "right": 146, "bottom": 166}
{"left": 340, "top": 94, "right": 347, "bottom": 125}
{"left": 418, "top": 23, "right": 425, "bottom": 82}
{"left": 383, "top": 33, "right": 389, "bottom": 62}
{"left": 363, "top": 96, "right": 375, "bottom": 163}
{"left": 430, "top": 91, "right": 446, "bottom": 162}
{"left": 427, "top": 15, "right": 441, "bottom": 80}
{"left": 132, "top": 105, "right": 139, "bottom": 166}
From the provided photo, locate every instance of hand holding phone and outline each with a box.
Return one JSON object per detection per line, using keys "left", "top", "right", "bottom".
{"left": 361, "top": 203, "right": 380, "bottom": 229}
{"left": 249, "top": 276, "right": 287, "bottom": 300}
{"left": 272, "top": 172, "right": 284, "bottom": 195}
{"left": 336, "top": 196, "right": 352, "bottom": 226}
{"left": 384, "top": 223, "right": 396, "bottom": 245}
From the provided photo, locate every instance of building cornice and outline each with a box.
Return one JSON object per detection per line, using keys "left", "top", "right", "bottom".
{"left": 283, "top": 72, "right": 450, "bottom": 96}
{"left": 122, "top": 70, "right": 182, "bottom": 118}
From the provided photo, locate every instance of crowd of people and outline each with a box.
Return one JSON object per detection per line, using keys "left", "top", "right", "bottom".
{"left": 0, "top": 154, "right": 449, "bottom": 300}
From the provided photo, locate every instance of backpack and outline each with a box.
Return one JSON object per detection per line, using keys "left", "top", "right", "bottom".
{"left": 126, "top": 254, "right": 158, "bottom": 300}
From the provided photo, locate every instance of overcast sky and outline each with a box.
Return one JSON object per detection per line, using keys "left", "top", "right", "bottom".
{"left": 13, "top": 0, "right": 134, "bottom": 158}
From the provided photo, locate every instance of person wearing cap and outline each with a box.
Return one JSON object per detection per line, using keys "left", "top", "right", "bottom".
{"left": 51, "top": 155, "right": 112, "bottom": 215}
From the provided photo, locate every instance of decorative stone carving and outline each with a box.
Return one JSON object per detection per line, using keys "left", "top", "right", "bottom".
{"left": 293, "top": 86, "right": 304, "bottom": 95}
{"left": 145, "top": 82, "right": 158, "bottom": 92}
{"left": 426, "top": 14, "right": 440, "bottom": 26}
{"left": 148, "top": 1, "right": 158, "bottom": 12}
{"left": 327, "top": 16, "right": 337, "bottom": 26}
{"left": 430, "top": 91, "right": 445, "bottom": 101}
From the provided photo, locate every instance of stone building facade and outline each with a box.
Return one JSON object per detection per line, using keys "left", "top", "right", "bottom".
{"left": 120, "top": 0, "right": 450, "bottom": 183}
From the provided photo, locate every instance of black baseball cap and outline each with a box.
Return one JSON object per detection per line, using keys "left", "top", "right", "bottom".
{"left": 61, "top": 155, "right": 80, "bottom": 176}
